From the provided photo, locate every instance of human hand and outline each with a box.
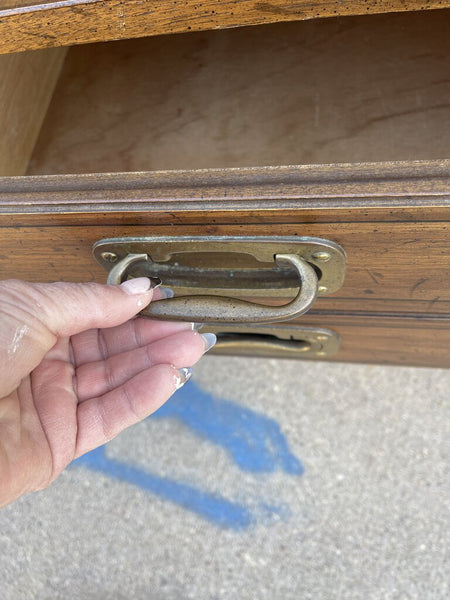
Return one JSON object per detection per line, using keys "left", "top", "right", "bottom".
{"left": 0, "top": 278, "right": 214, "bottom": 508}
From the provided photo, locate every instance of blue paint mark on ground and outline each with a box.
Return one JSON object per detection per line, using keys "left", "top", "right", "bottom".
{"left": 75, "top": 381, "right": 303, "bottom": 529}
{"left": 153, "top": 381, "right": 304, "bottom": 476}
{"left": 76, "top": 446, "right": 253, "bottom": 530}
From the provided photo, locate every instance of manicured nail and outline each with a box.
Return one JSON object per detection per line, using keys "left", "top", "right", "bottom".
{"left": 120, "top": 277, "right": 153, "bottom": 295}
{"left": 175, "top": 367, "right": 193, "bottom": 390}
{"left": 201, "top": 333, "right": 217, "bottom": 352}
{"left": 159, "top": 286, "right": 174, "bottom": 299}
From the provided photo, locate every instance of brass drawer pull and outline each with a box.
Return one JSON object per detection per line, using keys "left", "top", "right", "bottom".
{"left": 106, "top": 252, "right": 318, "bottom": 323}
{"left": 206, "top": 325, "right": 341, "bottom": 359}
{"left": 94, "top": 236, "right": 346, "bottom": 324}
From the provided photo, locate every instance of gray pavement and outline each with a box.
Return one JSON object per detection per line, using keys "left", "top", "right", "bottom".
{"left": 1, "top": 357, "right": 449, "bottom": 599}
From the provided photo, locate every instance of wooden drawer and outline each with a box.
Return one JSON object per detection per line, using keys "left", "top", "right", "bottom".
{"left": 0, "top": 9, "right": 449, "bottom": 367}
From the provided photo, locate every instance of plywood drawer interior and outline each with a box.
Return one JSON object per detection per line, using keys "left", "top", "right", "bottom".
{"left": 27, "top": 9, "right": 450, "bottom": 174}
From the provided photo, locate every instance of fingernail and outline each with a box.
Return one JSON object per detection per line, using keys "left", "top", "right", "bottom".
{"left": 192, "top": 323, "right": 204, "bottom": 331}
{"left": 201, "top": 333, "right": 217, "bottom": 352}
{"left": 159, "top": 286, "right": 174, "bottom": 299}
{"left": 175, "top": 367, "right": 193, "bottom": 390}
{"left": 120, "top": 277, "right": 152, "bottom": 295}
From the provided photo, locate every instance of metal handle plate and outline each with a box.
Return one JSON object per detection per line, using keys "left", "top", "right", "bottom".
{"left": 93, "top": 236, "right": 346, "bottom": 324}
{"left": 205, "top": 324, "right": 341, "bottom": 359}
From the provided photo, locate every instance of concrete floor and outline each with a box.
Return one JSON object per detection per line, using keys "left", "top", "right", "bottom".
{"left": 1, "top": 357, "right": 449, "bottom": 599}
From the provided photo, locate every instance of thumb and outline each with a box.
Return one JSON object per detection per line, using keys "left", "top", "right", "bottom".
{"left": 0, "top": 278, "right": 154, "bottom": 394}
{"left": 31, "top": 277, "right": 155, "bottom": 337}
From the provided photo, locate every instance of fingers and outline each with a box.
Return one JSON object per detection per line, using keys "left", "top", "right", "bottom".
{"left": 70, "top": 317, "right": 199, "bottom": 368}
{"left": 30, "top": 357, "right": 79, "bottom": 481}
{"left": 74, "top": 363, "right": 191, "bottom": 457}
{"left": 0, "top": 278, "right": 157, "bottom": 396}
{"left": 75, "top": 329, "right": 211, "bottom": 401}
{"left": 1, "top": 278, "right": 155, "bottom": 342}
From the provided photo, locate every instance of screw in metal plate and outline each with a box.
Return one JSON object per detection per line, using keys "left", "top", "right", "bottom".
{"left": 312, "top": 251, "right": 331, "bottom": 262}
{"left": 318, "top": 286, "right": 328, "bottom": 294}
{"left": 101, "top": 251, "right": 118, "bottom": 263}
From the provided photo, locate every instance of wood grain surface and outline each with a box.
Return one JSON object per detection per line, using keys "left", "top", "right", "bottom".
{"left": 28, "top": 11, "right": 450, "bottom": 175}
{"left": 0, "top": 214, "right": 448, "bottom": 366}
{"left": 1, "top": 222, "right": 448, "bottom": 314}
{"left": 0, "top": 47, "right": 66, "bottom": 175}
{"left": 331, "top": 322, "right": 450, "bottom": 367}
{"left": 3, "top": 161, "right": 449, "bottom": 316}
{"left": 222, "top": 316, "right": 450, "bottom": 367}
{"left": 1, "top": 0, "right": 448, "bottom": 54}
{"left": 1, "top": 163, "right": 449, "bottom": 367}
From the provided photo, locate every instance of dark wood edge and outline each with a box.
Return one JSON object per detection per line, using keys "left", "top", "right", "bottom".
{"left": 1, "top": 1, "right": 448, "bottom": 55}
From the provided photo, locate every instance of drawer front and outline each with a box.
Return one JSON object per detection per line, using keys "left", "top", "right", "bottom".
{"left": 1, "top": 163, "right": 449, "bottom": 367}
{"left": 2, "top": 220, "right": 448, "bottom": 314}
{"left": 1, "top": 162, "right": 449, "bottom": 314}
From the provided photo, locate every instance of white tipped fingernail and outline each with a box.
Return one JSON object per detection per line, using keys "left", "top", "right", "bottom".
{"left": 175, "top": 367, "right": 193, "bottom": 390}
{"left": 201, "top": 333, "right": 217, "bottom": 352}
{"left": 120, "top": 277, "right": 152, "bottom": 295}
{"left": 159, "top": 286, "right": 174, "bottom": 299}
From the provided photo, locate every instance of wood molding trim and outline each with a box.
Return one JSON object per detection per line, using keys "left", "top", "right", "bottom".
{"left": 1, "top": 160, "right": 449, "bottom": 223}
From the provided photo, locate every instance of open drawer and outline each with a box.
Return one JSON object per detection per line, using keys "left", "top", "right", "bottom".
{"left": 0, "top": 9, "right": 449, "bottom": 366}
